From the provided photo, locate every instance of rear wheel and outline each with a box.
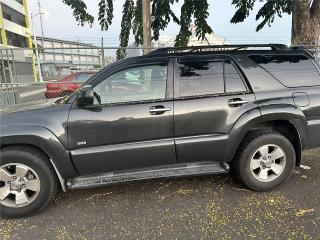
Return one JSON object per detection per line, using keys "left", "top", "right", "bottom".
{"left": 0, "top": 147, "right": 57, "bottom": 218}
{"left": 234, "top": 131, "right": 296, "bottom": 192}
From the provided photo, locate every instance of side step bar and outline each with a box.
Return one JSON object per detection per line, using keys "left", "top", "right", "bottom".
{"left": 67, "top": 162, "right": 229, "bottom": 190}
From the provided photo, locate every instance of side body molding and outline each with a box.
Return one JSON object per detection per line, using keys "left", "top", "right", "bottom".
{"left": 0, "top": 124, "right": 78, "bottom": 180}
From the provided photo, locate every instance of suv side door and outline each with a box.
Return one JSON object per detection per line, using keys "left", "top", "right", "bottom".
{"left": 173, "top": 55, "right": 257, "bottom": 163}
{"left": 67, "top": 58, "right": 176, "bottom": 175}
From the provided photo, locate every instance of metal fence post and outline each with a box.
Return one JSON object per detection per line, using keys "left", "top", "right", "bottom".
{"left": 101, "top": 37, "right": 106, "bottom": 68}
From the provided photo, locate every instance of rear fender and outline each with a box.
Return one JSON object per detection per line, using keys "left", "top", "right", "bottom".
{"left": 226, "top": 104, "right": 307, "bottom": 162}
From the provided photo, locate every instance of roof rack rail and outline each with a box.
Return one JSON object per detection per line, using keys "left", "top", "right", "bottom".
{"left": 148, "top": 44, "right": 289, "bottom": 55}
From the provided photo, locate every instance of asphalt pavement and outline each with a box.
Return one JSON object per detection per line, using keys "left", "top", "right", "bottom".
{"left": 0, "top": 148, "right": 319, "bottom": 239}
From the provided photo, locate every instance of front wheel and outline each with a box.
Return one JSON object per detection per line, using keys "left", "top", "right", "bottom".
{"left": 0, "top": 147, "right": 57, "bottom": 218}
{"left": 234, "top": 131, "right": 296, "bottom": 192}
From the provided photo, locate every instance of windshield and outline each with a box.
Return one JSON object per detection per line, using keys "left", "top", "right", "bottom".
{"left": 73, "top": 73, "right": 95, "bottom": 82}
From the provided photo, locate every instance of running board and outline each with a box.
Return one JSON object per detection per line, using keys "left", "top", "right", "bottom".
{"left": 67, "top": 162, "right": 229, "bottom": 190}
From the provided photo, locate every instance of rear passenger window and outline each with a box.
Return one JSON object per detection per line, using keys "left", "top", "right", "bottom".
{"left": 249, "top": 55, "right": 320, "bottom": 87}
{"left": 178, "top": 60, "right": 247, "bottom": 97}
{"left": 179, "top": 61, "right": 224, "bottom": 97}
{"left": 225, "top": 62, "right": 247, "bottom": 93}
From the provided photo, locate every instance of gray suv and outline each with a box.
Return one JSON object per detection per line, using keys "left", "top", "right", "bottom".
{"left": 1, "top": 44, "right": 320, "bottom": 218}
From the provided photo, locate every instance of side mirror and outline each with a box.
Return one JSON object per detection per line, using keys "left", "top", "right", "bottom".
{"left": 77, "top": 85, "right": 94, "bottom": 107}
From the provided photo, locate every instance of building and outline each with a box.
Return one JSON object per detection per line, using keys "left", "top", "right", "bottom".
{"left": 0, "top": 0, "right": 32, "bottom": 48}
{"left": 0, "top": 0, "right": 35, "bottom": 83}
{"left": 37, "top": 37, "right": 102, "bottom": 80}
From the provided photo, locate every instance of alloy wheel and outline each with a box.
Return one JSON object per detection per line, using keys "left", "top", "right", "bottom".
{"left": 250, "top": 144, "right": 287, "bottom": 182}
{"left": 0, "top": 163, "right": 41, "bottom": 208}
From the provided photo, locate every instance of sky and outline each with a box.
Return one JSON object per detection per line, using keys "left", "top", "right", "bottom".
{"left": 26, "top": 0, "right": 292, "bottom": 46}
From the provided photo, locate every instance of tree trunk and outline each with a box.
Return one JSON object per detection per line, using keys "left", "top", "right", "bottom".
{"left": 291, "top": 0, "right": 320, "bottom": 46}
{"left": 142, "top": 0, "right": 152, "bottom": 54}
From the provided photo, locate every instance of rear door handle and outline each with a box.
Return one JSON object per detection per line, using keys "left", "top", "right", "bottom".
{"left": 149, "top": 106, "right": 171, "bottom": 115}
{"left": 228, "top": 98, "right": 249, "bottom": 107}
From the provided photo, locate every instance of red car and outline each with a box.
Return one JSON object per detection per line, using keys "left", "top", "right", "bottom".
{"left": 45, "top": 72, "right": 95, "bottom": 99}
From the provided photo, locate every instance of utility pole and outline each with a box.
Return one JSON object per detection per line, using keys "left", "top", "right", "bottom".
{"left": 38, "top": 0, "right": 45, "bottom": 62}
{"left": 142, "top": 0, "right": 152, "bottom": 55}
{"left": 101, "top": 37, "right": 105, "bottom": 67}
{"left": 31, "top": 13, "right": 43, "bottom": 82}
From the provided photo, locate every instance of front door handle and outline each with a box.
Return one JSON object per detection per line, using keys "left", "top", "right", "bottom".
{"left": 149, "top": 106, "right": 171, "bottom": 115}
{"left": 228, "top": 98, "right": 249, "bottom": 107}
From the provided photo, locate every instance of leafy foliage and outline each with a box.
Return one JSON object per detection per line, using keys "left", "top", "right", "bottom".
{"left": 116, "top": 0, "right": 135, "bottom": 60}
{"left": 230, "top": 0, "right": 256, "bottom": 23}
{"left": 98, "top": 0, "right": 114, "bottom": 31}
{"left": 175, "top": 0, "right": 213, "bottom": 47}
{"left": 62, "top": 0, "right": 94, "bottom": 26}
{"left": 193, "top": 1, "right": 213, "bottom": 44}
{"left": 152, "top": 0, "right": 179, "bottom": 42}
{"left": 231, "top": 0, "right": 293, "bottom": 32}
{"left": 132, "top": 0, "right": 143, "bottom": 46}
{"left": 255, "top": 0, "right": 292, "bottom": 31}
{"left": 63, "top": 0, "right": 214, "bottom": 52}
{"left": 175, "top": 0, "right": 193, "bottom": 47}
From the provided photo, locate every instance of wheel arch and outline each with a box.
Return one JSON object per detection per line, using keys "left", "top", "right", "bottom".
{"left": 0, "top": 125, "right": 78, "bottom": 190}
{"left": 228, "top": 109, "right": 307, "bottom": 167}
{"left": 0, "top": 144, "right": 67, "bottom": 192}
{"left": 238, "top": 120, "right": 303, "bottom": 166}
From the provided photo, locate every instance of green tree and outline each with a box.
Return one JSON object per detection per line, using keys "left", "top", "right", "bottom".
{"left": 63, "top": 0, "right": 320, "bottom": 60}
{"left": 63, "top": 0, "right": 213, "bottom": 59}
{"left": 231, "top": 0, "right": 320, "bottom": 46}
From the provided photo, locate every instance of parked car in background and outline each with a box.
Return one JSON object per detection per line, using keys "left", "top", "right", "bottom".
{"left": 45, "top": 72, "right": 95, "bottom": 99}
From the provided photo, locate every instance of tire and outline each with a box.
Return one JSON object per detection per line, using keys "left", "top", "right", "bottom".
{"left": 0, "top": 146, "right": 57, "bottom": 218}
{"left": 234, "top": 131, "right": 296, "bottom": 192}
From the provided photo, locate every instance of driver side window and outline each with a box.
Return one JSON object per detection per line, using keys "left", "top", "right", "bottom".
{"left": 94, "top": 64, "right": 167, "bottom": 104}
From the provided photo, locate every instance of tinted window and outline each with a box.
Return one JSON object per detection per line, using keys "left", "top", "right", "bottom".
{"left": 6, "top": 31, "right": 28, "bottom": 48}
{"left": 179, "top": 61, "right": 224, "bottom": 97}
{"left": 249, "top": 55, "right": 320, "bottom": 87}
{"left": 178, "top": 60, "right": 247, "bottom": 97}
{"left": 225, "top": 62, "right": 247, "bottom": 93}
{"left": 74, "top": 73, "right": 94, "bottom": 82}
{"left": 94, "top": 65, "right": 167, "bottom": 104}
{"left": 1, "top": 4, "right": 26, "bottom": 27}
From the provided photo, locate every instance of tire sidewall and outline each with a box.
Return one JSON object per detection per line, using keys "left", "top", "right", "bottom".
{"left": 238, "top": 134, "right": 296, "bottom": 192}
{"left": 0, "top": 149, "right": 56, "bottom": 218}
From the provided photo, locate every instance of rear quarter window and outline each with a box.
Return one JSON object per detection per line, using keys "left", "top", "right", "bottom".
{"left": 249, "top": 54, "right": 320, "bottom": 87}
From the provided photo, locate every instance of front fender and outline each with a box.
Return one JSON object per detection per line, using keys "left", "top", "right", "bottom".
{"left": 0, "top": 124, "right": 78, "bottom": 179}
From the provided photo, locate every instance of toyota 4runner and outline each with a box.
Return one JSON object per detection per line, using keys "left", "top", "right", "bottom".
{"left": 1, "top": 44, "right": 320, "bottom": 218}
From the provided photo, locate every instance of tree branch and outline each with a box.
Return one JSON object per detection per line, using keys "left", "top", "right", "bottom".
{"left": 255, "top": 0, "right": 292, "bottom": 32}
{"left": 230, "top": 0, "right": 256, "bottom": 23}
{"left": 132, "top": 0, "right": 143, "bottom": 46}
{"left": 62, "top": 0, "right": 94, "bottom": 26}
{"left": 152, "top": 0, "right": 179, "bottom": 42}
{"left": 116, "top": 0, "right": 134, "bottom": 60}
{"left": 98, "top": 0, "right": 114, "bottom": 31}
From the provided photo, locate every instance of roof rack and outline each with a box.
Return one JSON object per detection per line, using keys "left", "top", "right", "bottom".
{"left": 148, "top": 44, "right": 289, "bottom": 55}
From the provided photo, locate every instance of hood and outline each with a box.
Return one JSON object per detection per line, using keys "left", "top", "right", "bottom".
{"left": 0, "top": 99, "right": 59, "bottom": 114}
{"left": 0, "top": 99, "right": 71, "bottom": 128}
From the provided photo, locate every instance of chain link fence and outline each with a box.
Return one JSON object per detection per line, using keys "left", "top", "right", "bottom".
{"left": 0, "top": 47, "right": 145, "bottom": 108}
{"left": 0, "top": 46, "right": 320, "bottom": 109}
